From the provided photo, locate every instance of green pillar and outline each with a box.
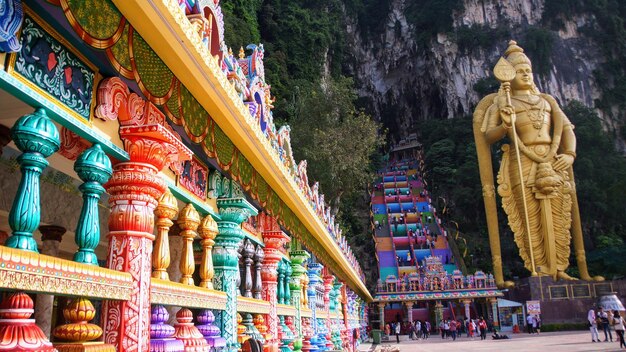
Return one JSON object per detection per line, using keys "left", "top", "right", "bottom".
{"left": 434, "top": 300, "right": 444, "bottom": 328}
{"left": 214, "top": 197, "right": 257, "bottom": 352}
{"left": 73, "top": 144, "right": 112, "bottom": 265}
{"left": 6, "top": 109, "right": 60, "bottom": 252}
{"left": 290, "top": 247, "right": 310, "bottom": 352}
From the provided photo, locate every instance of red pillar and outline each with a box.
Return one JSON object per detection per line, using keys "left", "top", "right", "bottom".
{"left": 96, "top": 77, "right": 191, "bottom": 352}
{"left": 260, "top": 213, "right": 290, "bottom": 352}
{"left": 323, "top": 272, "right": 334, "bottom": 349}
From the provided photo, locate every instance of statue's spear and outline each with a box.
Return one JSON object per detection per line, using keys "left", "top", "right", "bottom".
{"left": 494, "top": 57, "right": 538, "bottom": 277}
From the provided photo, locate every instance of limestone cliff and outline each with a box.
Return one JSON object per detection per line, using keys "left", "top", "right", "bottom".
{"left": 344, "top": 0, "right": 608, "bottom": 141}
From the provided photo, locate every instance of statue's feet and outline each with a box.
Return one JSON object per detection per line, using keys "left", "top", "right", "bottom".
{"left": 497, "top": 280, "right": 515, "bottom": 289}
{"left": 557, "top": 271, "right": 577, "bottom": 281}
{"left": 579, "top": 271, "right": 605, "bottom": 282}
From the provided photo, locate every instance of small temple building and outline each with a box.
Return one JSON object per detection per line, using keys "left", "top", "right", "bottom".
{"left": 0, "top": 0, "right": 369, "bottom": 351}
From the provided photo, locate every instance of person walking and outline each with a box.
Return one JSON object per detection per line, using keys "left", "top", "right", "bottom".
{"left": 439, "top": 320, "right": 446, "bottom": 339}
{"left": 414, "top": 320, "right": 421, "bottom": 340}
{"left": 613, "top": 311, "right": 625, "bottom": 349}
{"left": 588, "top": 307, "right": 600, "bottom": 342}
{"left": 599, "top": 308, "right": 613, "bottom": 342}
{"left": 526, "top": 314, "right": 535, "bottom": 334}
{"left": 478, "top": 317, "right": 487, "bottom": 340}
{"left": 425, "top": 321, "right": 431, "bottom": 339}
{"left": 469, "top": 320, "right": 476, "bottom": 339}
{"left": 395, "top": 321, "right": 401, "bottom": 344}
{"left": 449, "top": 319, "right": 457, "bottom": 341}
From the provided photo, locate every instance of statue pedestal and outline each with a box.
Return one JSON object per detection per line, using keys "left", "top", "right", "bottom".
{"left": 505, "top": 276, "right": 626, "bottom": 324}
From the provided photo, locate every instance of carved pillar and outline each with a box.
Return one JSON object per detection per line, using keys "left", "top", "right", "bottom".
{"left": 489, "top": 298, "right": 499, "bottom": 330}
{"left": 307, "top": 262, "right": 322, "bottom": 340}
{"left": 241, "top": 239, "right": 255, "bottom": 297}
{"left": 404, "top": 301, "right": 413, "bottom": 323}
{"left": 6, "top": 108, "right": 60, "bottom": 252}
{"left": 462, "top": 299, "right": 472, "bottom": 320}
{"left": 198, "top": 215, "right": 218, "bottom": 289}
{"left": 277, "top": 261, "right": 285, "bottom": 305}
{"left": 167, "top": 225, "right": 183, "bottom": 325}
{"left": 97, "top": 76, "right": 192, "bottom": 352}
{"left": 73, "top": 144, "right": 112, "bottom": 264}
{"left": 434, "top": 300, "right": 444, "bottom": 328}
{"left": 322, "top": 274, "right": 334, "bottom": 349}
{"left": 284, "top": 261, "right": 292, "bottom": 306}
{"left": 253, "top": 244, "right": 265, "bottom": 299}
{"left": 301, "top": 270, "right": 309, "bottom": 308}
{"left": 289, "top": 247, "right": 310, "bottom": 352}
{"left": 214, "top": 197, "right": 257, "bottom": 352}
{"left": 178, "top": 203, "right": 200, "bottom": 285}
{"left": 35, "top": 225, "right": 65, "bottom": 337}
{"left": 237, "top": 240, "right": 245, "bottom": 296}
{"left": 152, "top": 189, "right": 178, "bottom": 280}
{"left": 261, "top": 215, "right": 291, "bottom": 352}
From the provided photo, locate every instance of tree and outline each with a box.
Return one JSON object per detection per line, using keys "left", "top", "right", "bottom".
{"left": 289, "top": 76, "right": 384, "bottom": 208}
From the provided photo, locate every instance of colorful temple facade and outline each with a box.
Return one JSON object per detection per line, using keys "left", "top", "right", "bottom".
{"left": 0, "top": 0, "right": 369, "bottom": 351}
{"left": 371, "top": 141, "right": 502, "bottom": 331}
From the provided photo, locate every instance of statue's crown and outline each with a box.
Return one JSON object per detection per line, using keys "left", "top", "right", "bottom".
{"left": 504, "top": 40, "right": 531, "bottom": 67}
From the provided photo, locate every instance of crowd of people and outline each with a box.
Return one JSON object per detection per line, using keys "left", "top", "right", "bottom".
{"left": 381, "top": 317, "right": 496, "bottom": 344}
{"left": 587, "top": 306, "right": 626, "bottom": 348}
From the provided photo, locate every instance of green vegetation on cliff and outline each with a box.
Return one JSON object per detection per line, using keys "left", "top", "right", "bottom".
{"left": 221, "top": 0, "right": 383, "bottom": 287}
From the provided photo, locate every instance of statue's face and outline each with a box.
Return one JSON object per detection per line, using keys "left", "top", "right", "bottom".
{"left": 512, "top": 63, "right": 533, "bottom": 90}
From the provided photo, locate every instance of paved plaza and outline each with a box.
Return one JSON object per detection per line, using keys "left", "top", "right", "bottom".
{"left": 358, "top": 331, "right": 625, "bottom": 351}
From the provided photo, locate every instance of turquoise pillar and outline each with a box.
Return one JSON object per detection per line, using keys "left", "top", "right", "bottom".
{"left": 6, "top": 109, "right": 59, "bottom": 252}
{"left": 73, "top": 144, "right": 112, "bottom": 264}
{"left": 214, "top": 197, "right": 257, "bottom": 352}
{"left": 277, "top": 260, "right": 285, "bottom": 304}
{"left": 284, "top": 259, "right": 292, "bottom": 305}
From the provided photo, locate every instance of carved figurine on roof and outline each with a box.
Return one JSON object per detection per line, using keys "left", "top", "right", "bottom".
{"left": 222, "top": 45, "right": 250, "bottom": 101}
{"left": 277, "top": 126, "right": 298, "bottom": 175}
{"left": 180, "top": 0, "right": 225, "bottom": 60}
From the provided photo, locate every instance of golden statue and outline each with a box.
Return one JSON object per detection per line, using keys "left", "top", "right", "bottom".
{"left": 473, "top": 40, "right": 603, "bottom": 287}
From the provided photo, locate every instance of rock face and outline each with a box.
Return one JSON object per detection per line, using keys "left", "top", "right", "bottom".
{"left": 344, "top": 0, "right": 605, "bottom": 140}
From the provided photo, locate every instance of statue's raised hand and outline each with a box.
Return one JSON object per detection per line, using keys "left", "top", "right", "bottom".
{"left": 553, "top": 154, "right": 574, "bottom": 171}
{"left": 499, "top": 105, "right": 515, "bottom": 127}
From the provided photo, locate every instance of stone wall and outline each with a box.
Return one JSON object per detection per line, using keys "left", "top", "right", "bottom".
{"left": 505, "top": 276, "right": 626, "bottom": 324}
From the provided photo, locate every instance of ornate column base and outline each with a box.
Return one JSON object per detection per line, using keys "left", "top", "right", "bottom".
{"left": 173, "top": 309, "right": 209, "bottom": 351}
{"left": 0, "top": 292, "right": 55, "bottom": 352}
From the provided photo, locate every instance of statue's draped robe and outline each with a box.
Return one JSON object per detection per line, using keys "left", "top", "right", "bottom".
{"left": 486, "top": 94, "right": 574, "bottom": 275}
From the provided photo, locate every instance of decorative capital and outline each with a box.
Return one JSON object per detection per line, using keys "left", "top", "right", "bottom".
{"left": 198, "top": 214, "right": 219, "bottom": 240}
{"left": 155, "top": 189, "right": 179, "bottom": 220}
{"left": 95, "top": 77, "right": 191, "bottom": 171}
{"left": 217, "top": 197, "right": 258, "bottom": 224}
{"left": 177, "top": 203, "right": 201, "bottom": 232}
{"left": 11, "top": 108, "right": 60, "bottom": 157}
{"left": 75, "top": 144, "right": 113, "bottom": 184}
